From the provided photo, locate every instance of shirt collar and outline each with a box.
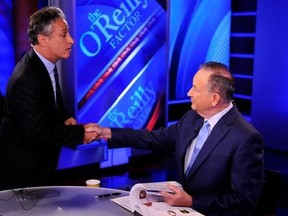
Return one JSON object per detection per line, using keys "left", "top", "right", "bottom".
{"left": 206, "top": 102, "right": 233, "bottom": 131}
{"left": 33, "top": 48, "right": 55, "bottom": 74}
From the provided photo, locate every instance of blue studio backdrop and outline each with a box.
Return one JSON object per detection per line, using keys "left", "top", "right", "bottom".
{"left": 168, "top": 0, "right": 230, "bottom": 100}
{"left": 0, "top": 0, "right": 14, "bottom": 95}
{"left": 56, "top": 0, "right": 231, "bottom": 169}
{"left": 1, "top": 0, "right": 240, "bottom": 170}
{"left": 50, "top": 0, "right": 167, "bottom": 169}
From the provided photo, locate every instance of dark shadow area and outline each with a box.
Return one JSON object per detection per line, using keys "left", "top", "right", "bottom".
{"left": 253, "top": 148, "right": 288, "bottom": 216}
{"left": 0, "top": 89, "right": 4, "bottom": 121}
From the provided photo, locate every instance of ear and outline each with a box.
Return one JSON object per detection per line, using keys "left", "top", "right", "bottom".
{"left": 211, "top": 93, "right": 221, "bottom": 107}
{"left": 37, "top": 34, "right": 48, "bottom": 46}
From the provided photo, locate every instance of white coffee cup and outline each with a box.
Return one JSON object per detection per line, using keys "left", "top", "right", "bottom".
{"left": 86, "top": 179, "right": 101, "bottom": 187}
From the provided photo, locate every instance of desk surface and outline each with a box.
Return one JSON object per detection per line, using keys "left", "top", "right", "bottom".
{"left": 0, "top": 186, "right": 136, "bottom": 216}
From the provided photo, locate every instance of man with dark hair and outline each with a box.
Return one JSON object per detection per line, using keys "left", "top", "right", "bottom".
{"left": 91, "top": 62, "right": 265, "bottom": 215}
{"left": 0, "top": 6, "right": 97, "bottom": 190}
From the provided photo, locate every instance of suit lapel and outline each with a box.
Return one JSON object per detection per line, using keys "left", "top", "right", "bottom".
{"left": 185, "top": 106, "right": 237, "bottom": 180}
{"left": 25, "top": 49, "right": 59, "bottom": 119}
{"left": 28, "top": 49, "right": 55, "bottom": 104}
{"left": 179, "top": 116, "right": 204, "bottom": 179}
{"left": 180, "top": 118, "right": 203, "bottom": 156}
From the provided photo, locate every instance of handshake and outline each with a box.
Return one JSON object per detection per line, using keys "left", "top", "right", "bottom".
{"left": 63, "top": 118, "right": 111, "bottom": 144}
{"left": 83, "top": 123, "right": 111, "bottom": 144}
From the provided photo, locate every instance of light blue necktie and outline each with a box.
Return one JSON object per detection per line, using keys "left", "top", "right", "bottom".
{"left": 185, "top": 121, "right": 210, "bottom": 176}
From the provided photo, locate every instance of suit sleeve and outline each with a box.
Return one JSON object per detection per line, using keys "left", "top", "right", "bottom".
{"left": 108, "top": 126, "right": 176, "bottom": 152}
{"left": 108, "top": 110, "right": 195, "bottom": 151}
{"left": 9, "top": 73, "right": 84, "bottom": 149}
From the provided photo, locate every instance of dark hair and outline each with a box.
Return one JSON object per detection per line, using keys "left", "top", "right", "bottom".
{"left": 27, "top": 6, "right": 65, "bottom": 45}
{"left": 200, "top": 61, "right": 235, "bottom": 102}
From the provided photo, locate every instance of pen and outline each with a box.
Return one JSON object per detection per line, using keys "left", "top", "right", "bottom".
{"left": 94, "top": 192, "right": 121, "bottom": 198}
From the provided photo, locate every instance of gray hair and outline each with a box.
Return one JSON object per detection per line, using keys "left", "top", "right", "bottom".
{"left": 27, "top": 6, "right": 65, "bottom": 45}
{"left": 200, "top": 61, "right": 235, "bottom": 102}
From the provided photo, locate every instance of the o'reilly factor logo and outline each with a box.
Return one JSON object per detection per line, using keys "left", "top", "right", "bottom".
{"left": 80, "top": 0, "right": 148, "bottom": 57}
{"left": 107, "top": 82, "right": 156, "bottom": 128}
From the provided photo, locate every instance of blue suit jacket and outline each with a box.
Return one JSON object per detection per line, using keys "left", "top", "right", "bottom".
{"left": 109, "top": 105, "right": 264, "bottom": 215}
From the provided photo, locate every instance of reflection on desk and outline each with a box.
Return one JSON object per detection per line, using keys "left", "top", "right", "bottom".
{"left": 0, "top": 186, "right": 136, "bottom": 216}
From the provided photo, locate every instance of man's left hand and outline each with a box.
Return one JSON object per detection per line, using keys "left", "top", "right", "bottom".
{"left": 160, "top": 183, "right": 193, "bottom": 207}
{"left": 64, "top": 117, "right": 77, "bottom": 125}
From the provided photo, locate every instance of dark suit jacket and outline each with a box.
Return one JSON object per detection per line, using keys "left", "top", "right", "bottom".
{"left": 0, "top": 49, "right": 84, "bottom": 190}
{"left": 108, "top": 105, "right": 264, "bottom": 215}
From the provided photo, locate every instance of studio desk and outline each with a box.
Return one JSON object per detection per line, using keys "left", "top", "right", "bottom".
{"left": 0, "top": 186, "right": 136, "bottom": 216}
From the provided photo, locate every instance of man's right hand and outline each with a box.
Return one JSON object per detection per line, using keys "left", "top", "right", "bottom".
{"left": 83, "top": 123, "right": 99, "bottom": 144}
{"left": 84, "top": 124, "right": 112, "bottom": 140}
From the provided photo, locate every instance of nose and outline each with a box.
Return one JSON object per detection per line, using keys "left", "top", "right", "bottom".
{"left": 68, "top": 33, "right": 74, "bottom": 45}
{"left": 187, "top": 88, "right": 193, "bottom": 97}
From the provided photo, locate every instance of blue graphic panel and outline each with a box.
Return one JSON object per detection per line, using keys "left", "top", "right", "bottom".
{"left": 0, "top": 0, "right": 14, "bottom": 94}
{"left": 59, "top": 0, "right": 167, "bottom": 169}
{"left": 169, "top": 0, "right": 231, "bottom": 99}
{"left": 76, "top": 0, "right": 166, "bottom": 130}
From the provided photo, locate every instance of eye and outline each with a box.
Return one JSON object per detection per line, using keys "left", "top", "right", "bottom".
{"left": 61, "top": 31, "right": 68, "bottom": 37}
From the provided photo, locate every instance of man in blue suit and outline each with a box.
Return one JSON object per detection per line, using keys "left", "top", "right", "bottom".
{"left": 91, "top": 62, "right": 264, "bottom": 215}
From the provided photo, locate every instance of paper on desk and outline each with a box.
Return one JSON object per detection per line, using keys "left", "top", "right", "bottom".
{"left": 111, "top": 181, "right": 204, "bottom": 216}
